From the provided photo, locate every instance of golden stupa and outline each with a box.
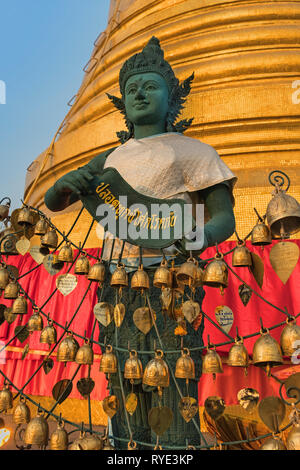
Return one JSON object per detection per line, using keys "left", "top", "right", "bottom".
{"left": 24, "top": 0, "right": 300, "bottom": 245}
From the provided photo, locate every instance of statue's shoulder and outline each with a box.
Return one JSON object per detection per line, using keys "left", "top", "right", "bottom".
{"left": 83, "top": 146, "right": 120, "bottom": 173}
{"left": 167, "top": 133, "right": 220, "bottom": 161}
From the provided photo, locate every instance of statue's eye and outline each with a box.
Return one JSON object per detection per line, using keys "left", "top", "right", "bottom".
{"left": 127, "top": 87, "right": 137, "bottom": 95}
{"left": 146, "top": 85, "right": 156, "bottom": 91}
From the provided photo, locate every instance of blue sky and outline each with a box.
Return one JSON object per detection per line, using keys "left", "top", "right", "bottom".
{"left": 0, "top": 0, "right": 111, "bottom": 210}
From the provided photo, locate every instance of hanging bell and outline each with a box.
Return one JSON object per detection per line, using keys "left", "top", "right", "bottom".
{"left": 131, "top": 265, "right": 150, "bottom": 291}
{"left": 99, "top": 345, "right": 117, "bottom": 375}
{"left": 79, "top": 433, "right": 102, "bottom": 450}
{"left": 102, "top": 435, "right": 115, "bottom": 450}
{"left": 41, "top": 229, "right": 58, "bottom": 250}
{"left": 17, "top": 206, "right": 35, "bottom": 227}
{"left": 75, "top": 340, "right": 94, "bottom": 365}
{"left": 202, "top": 254, "right": 228, "bottom": 294}
{"left": 0, "top": 384, "right": 13, "bottom": 412}
{"left": 0, "top": 199, "right": 10, "bottom": 222}
{"left": 13, "top": 397, "right": 31, "bottom": 424}
{"left": 232, "top": 242, "right": 252, "bottom": 267}
{"left": 12, "top": 295, "right": 28, "bottom": 315}
{"left": 34, "top": 218, "right": 48, "bottom": 236}
{"left": 124, "top": 350, "right": 143, "bottom": 381}
{"left": 176, "top": 258, "right": 197, "bottom": 286}
{"left": 50, "top": 421, "right": 69, "bottom": 450}
{"left": 175, "top": 348, "right": 195, "bottom": 381}
{"left": 143, "top": 350, "right": 169, "bottom": 388}
{"left": 266, "top": 180, "right": 300, "bottom": 237}
{"left": 57, "top": 334, "right": 79, "bottom": 363}
{"left": 24, "top": 409, "right": 49, "bottom": 447}
{"left": 251, "top": 221, "right": 272, "bottom": 246}
{"left": 40, "top": 321, "right": 57, "bottom": 346}
{"left": 280, "top": 316, "right": 300, "bottom": 356}
{"left": 260, "top": 436, "right": 286, "bottom": 450}
{"left": 69, "top": 431, "right": 85, "bottom": 450}
{"left": 252, "top": 329, "right": 283, "bottom": 376}
{"left": 4, "top": 280, "right": 19, "bottom": 299}
{"left": 193, "top": 262, "right": 204, "bottom": 288}
{"left": 88, "top": 260, "right": 106, "bottom": 283}
{"left": 287, "top": 422, "right": 300, "bottom": 450}
{"left": 74, "top": 253, "right": 90, "bottom": 275}
{"left": 28, "top": 311, "right": 44, "bottom": 332}
{"left": 153, "top": 259, "right": 172, "bottom": 289}
{"left": 0, "top": 265, "right": 9, "bottom": 289}
{"left": 228, "top": 338, "right": 249, "bottom": 370}
{"left": 57, "top": 241, "right": 73, "bottom": 263}
{"left": 0, "top": 226, "right": 18, "bottom": 256}
{"left": 110, "top": 263, "right": 128, "bottom": 288}
{"left": 202, "top": 347, "right": 223, "bottom": 379}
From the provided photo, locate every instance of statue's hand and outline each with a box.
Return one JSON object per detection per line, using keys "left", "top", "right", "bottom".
{"left": 175, "top": 228, "right": 209, "bottom": 257}
{"left": 54, "top": 167, "right": 94, "bottom": 197}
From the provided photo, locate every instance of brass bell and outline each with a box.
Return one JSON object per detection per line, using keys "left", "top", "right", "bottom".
{"left": 153, "top": 259, "right": 172, "bottom": 289}
{"left": 0, "top": 198, "right": 10, "bottom": 222}
{"left": 131, "top": 265, "right": 150, "bottom": 291}
{"left": 24, "top": 409, "right": 49, "bottom": 447}
{"left": 17, "top": 206, "right": 34, "bottom": 227}
{"left": 4, "top": 280, "right": 19, "bottom": 299}
{"left": 69, "top": 431, "right": 85, "bottom": 450}
{"left": 99, "top": 345, "right": 117, "bottom": 375}
{"left": 57, "top": 334, "right": 79, "bottom": 363}
{"left": 110, "top": 263, "right": 128, "bottom": 288}
{"left": 0, "top": 384, "right": 13, "bottom": 412}
{"left": 143, "top": 349, "right": 169, "bottom": 389}
{"left": 260, "top": 436, "right": 286, "bottom": 450}
{"left": 79, "top": 433, "right": 102, "bottom": 450}
{"left": 34, "top": 217, "right": 48, "bottom": 236}
{"left": 102, "top": 434, "right": 115, "bottom": 450}
{"left": 124, "top": 350, "right": 143, "bottom": 381}
{"left": 0, "top": 226, "right": 18, "bottom": 256}
{"left": 232, "top": 242, "right": 252, "bottom": 267}
{"left": 28, "top": 311, "right": 44, "bottom": 332}
{"left": 176, "top": 258, "right": 197, "bottom": 286}
{"left": 0, "top": 265, "right": 9, "bottom": 289}
{"left": 252, "top": 329, "right": 283, "bottom": 376}
{"left": 202, "top": 346, "right": 223, "bottom": 379}
{"left": 58, "top": 241, "right": 73, "bottom": 263}
{"left": 12, "top": 295, "right": 28, "bottom": 315}
{"left": 202, "top": 254, "right": 228, "bottom": 294}
{"left": 251, "top": 222, "right": 272, "bottom": 246}
{"left": 266, "top": 178, "right": 300, "bottom": 236}
{"left": 88, "top": 260, "right": 106, "bottom": 283}
{"left": 13, "top": 397, "right": 31, "bottom": 424}
{"left": 41, "top": 229, "right": 58, "bottom": 250}
{"left": 50, "top": 421, "right": 69, "bottom": 450}
{"left": 40, "top": 321, "right": 57, "bottom": 346}
{"left": 228, "top": 337, "right": 249, "bottom": 369}
{"left": 280, "top": 316, "right": 300, "bottom": 356}
{"left": 287, "top": 421, "right": 300, "bottom": 450}
{"left": 75, "top": 340, "right": 94, "bottom": 365}
{"left": 74, "top": 253, "right": 90, "bottom": 275}
{"left": 193, "top": 263, "right": 204, "bottom": 288}
{"left": 175, "top": 348, "right": 195, "bottom": 382}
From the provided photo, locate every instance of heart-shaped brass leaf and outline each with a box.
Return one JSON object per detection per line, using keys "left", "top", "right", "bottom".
{"left": 182, "top": 300, "right": 200, "bottom": 324}
{"left": 21, "top": 343, "right": 30, "bottom": 360}
{"left": 102, "top": 395, "right": 119, "bottom": 418}
{"left": 29, "top": 245, "right": 45, "bottom": 265}
{"left": 178, "top": 397, "right": 198, "bottom": 423}
{"left": 125, "top": 392, "right": 138, "bottom": 416}
{"left": 148, "top": 406, "right": 173, "bottom": 436}
{"left": 4, "top": 307, "right": 17, "bottom": 324}
{"left": 160, "top": 288, "right": 172, "bottom": 311}
{"left": 77, "top": 378, "right": 95, "bottom": 399}
{"left": 0, "top": 305, "right": 6, "bottom": 326}
{"left": 52, "top": 379, "right": 73, "bottom": 404}
{"left": 269, "top": 241, "right": 299, "bottom": 284}
{"left": 43, "top": 358, "right": 54, "bottom": 375}
{"left": 14, "top": 325, "right": 29, "bottom": 344}
{"left": 94, "top": 302, "right": 113, "bottom": 327}
{"left": 114, "top": 303, "right": 125, "bottom": 328}
{"left": 16, "top": 237, "right": 30, "bottom": 256}
{"left": 56, "top": 274, "right": 78, "bottom": 296}
{"left": 133, "top": 307, "right": 155, "bottom": 335}
{"left": 258, "top": 396, "right": 286, "bottom": 432}
{"left": 215, "top": 305, "right": 234, "bottom": 334}
{"left": 238, "top": 284, "right": 252, "bottom": 307}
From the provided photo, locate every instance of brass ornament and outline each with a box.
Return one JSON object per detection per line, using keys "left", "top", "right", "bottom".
{"left": 14, "top": 324, "right": 30, "bottom": 343}
{"left": 40, "top": 229, "right": 58, "bottom": 250}
{"left": 175, "top": 348, "right": 195, "bottom": 381}
{"left": 16, "top": 236, "right": 31, "bottom": 256}
{"left": 286, "top": 418, "right": 300, "bottom": 451}
{"left": 204, "top": 396, "right": 226, "bottom": 420}
{"left": 251, "top": 222, "right": 272, "bottom": 246}
{"left": 43, "top": 254, "right": 63, "bottom": 276}
{"left": 57, "top": 242, "right": 74, "bottom": 263}
{"left": 124, "top": 350, "right": 143, "bottom": 381}
{"left": 178, "top": 397, "right": 198, "bottom": 423}
{"left": 0, "top": 265, "right": 9, "bottom": 289}
{"left": 258, "top": 396, "right": 286, "bottom": 432}
{"left": 202, "top": 254, "right": 228, "bottom": 294}
{"left": 182, "top": 300, "right": 200, "bottom": 324}
{"left": 238, "top": 284, "right": 252, "bottom": 307}
{"left": 232, "top": 242, "right": 252, "bottom": 267}
{"left": 215, "top": 305, "right": 234, "bottom": 334}
{"left": 0, "top": 199, "right": 10, "bottom": 221}
{"left": 4, "top": 307, "right": 17, "bottom": 324}
{"left": 76, "top": 378, "right": 95, "bottom": 399}
{"left": 176, "top": 258, "right": 197, "bottom": 286}
{"left": 34, "top": 218, "right": 48, "bottom": 236}
{"left": 269, "top": 241, "right": 299, "bottom": 284}
{"left": 0, "top": 384, "right": 13, "bottom": 411}
{"left": 50, "top": 421, "right": 69, "bottom": 450}
{"left": 160, "top": 287, "right": 172, "bottom": 311}
{"left": 69, "top": 431, "right": 85, "bottom": 450}
{"left": 22, "top": 343, "right": 30, "bottom": 360}
{"left": 237, "top": 388, "right": 259, "bottom": 413}
{"left": 125, "top": 393, "right": 138, "bottom": 416}
{"left": 110, "top": 263, "right": 128, "bottom": 288}
{"left": 74, "top": 253, "right": 90, "bottom": 275}
{"left": 12, "top": 295, "right": 28, "bottom": 315}
{"left": 27, "top": 311, "right": 44, "bottom": 332}
{"left": 153, "top": 259, "right": 172, "bottom": 289}
{"left": 17, "top": 206, "right": 35, "bottom": 227}
{"left": 266, "top": 179, "right": 300, "bottom": 237}
{"left": 131, "top": 265, "right": 150, "bottom": 291}
{"left": 260, "top": 436, "right": 286, "bottom": 450}
{"left": 249, "top": 252, "right": 264, "bottom": 289}
{"left": 128, "top": 440, "right": 138, "bottom": 450}
{"left": 284, "top": 372, "right": 300, "bottom": 403}
{"left": 228, "top": 337, "right": 249, "bottom": 369}
{"left": 88, "top": 260, "right": 106, "bottom": 283}
{"left": 99, "top": 345, "right": 117, "bottom": 375}
{"left": 280, "top": 317, "right": 300, "bottom": 356}
{"left": 79, "top": 433, "right": 102, "bottom": 450}
{"left": 193, "top": 263, "right": 204, "bottom": 287}
{"left": 52, "top": 379, "right": 73, "bottom": 404}
{"left": 114, "top": 303, "right": 126, "bottom": 328}
{"left": 143, "top": 350, "right": 169, "bottom": 388}
{"left": 56, "top": 273, "right": 78, "bottom": 296}
{"left": 57, "top": 334, "right": 79, "bottom": 363}
{"left": 93, "top": 302, "right": 113, "bottom": 327}
{"left": 40, "top": 322, "right": 57, "bottom": 346}
{"left": 102, "top": 395, "right": 119, "bottom": 418}
{"left": 24, "top": 409, "right": 49, "bottom": 447}
{"left": 252, "top": 329, "right": 283, "bottom": 376}
{"left": 148, "top": 406, "right": 173, "bottom": 436}
{"left": 75, "top": 341, "right": 94, "bottom": 365}
{"left": 13, "top": 397, "right": 31, "bottom": 424}
{"left": 133, "top": 306, "right": 155, "bottom": 335}
{"left": 102, "top": 437, "right": 115, "bottom": 450}
{"left": 202, "top": 347, "right": 223, "bottom": 378}
{"left": 4, "top": 280, "right": 19, "bottom": 299}
{"left": 0, "top": 225, "right": 19, "bottom": 255}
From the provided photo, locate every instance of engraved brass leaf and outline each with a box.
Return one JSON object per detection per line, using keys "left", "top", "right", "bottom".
{"left": 43, "top": 358, "right": 54, "bottom": 375}
{"left": 258, "top": 396, "right": 286, "bottom": 431}
{"left": 133, "top": 307, "right": 155, "bottom": 335}
{"left": 93, "top": 302, "right": 113, "bottom": 327}
{"left": 269, "top": 241, "right": 299, "bottom": 284}
{"left": 43, "top": 254, "right": 63, "bottom": 276}
{"left": 56, "top": 273, "right": 78, "bottom": 296}
{"left": 52, "top": 379, "right": 73, "bottom": 404}
{"left": 182, "top": 300, "right": 200, "bottom": 324}
{"left": 238, "top": 284, "right": 252, "bottom": 307}
{"left": 29, "top": 245, "right": 45, "bottom": 265}
{"left": 178, "top": 397, "right": 198, "bottom": 423}
{"left": 250, "top": 253, "right": 264, "bottom": 288}
{"left": 14, "top": 325, "right": 29, "bottom": 344}
{"left": 125, "top": 392, "right": 138, "bottom": 416}
{"left": 16, "top": 237, "right": 30, "bottom": 256}
{"left": 102, "top": 395, "right": 119, "bottom": 418}
{"left": 215, "top": 305, "right": 234, "bottom": 334}
{"left": 4, "top": 307, "right": 17, "bottom": 324}
{"left": 114, "top": 303, "right": 125, "bottom": 328}
{"left": 77, "top": 378, "right": 95, "bottom": 399}
{"left": 148, "top": 406, "right": 173, "bottom": 435}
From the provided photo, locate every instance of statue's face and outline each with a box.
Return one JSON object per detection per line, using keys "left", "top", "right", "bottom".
{"left": 124, "top": 72, "right": 169, "bottom": 127}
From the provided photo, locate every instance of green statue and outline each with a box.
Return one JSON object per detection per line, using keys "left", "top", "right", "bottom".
{"left": 45, "top": 37, "right": 236, "bottom": 449}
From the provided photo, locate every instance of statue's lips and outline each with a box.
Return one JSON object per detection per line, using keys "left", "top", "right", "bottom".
{"left": 134, "top": 102, "right": 149, "bottom": 109}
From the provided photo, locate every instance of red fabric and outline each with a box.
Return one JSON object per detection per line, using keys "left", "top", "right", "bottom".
{"left": 0, "top": 240, "right": 299, "bottom": 405}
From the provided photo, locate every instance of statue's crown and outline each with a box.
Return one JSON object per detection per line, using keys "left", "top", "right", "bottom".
{"left": 119, "top": 37, "right": 179, "bottom": 95}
